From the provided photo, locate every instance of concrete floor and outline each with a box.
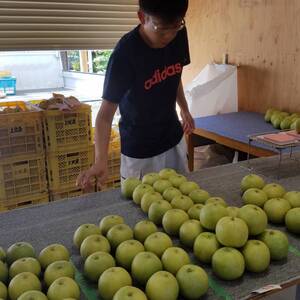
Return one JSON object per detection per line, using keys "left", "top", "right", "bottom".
{"left": 193, "top": 144, "right": 233, "bottom": 170}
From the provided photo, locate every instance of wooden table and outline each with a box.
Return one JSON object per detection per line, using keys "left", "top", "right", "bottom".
{"left": 187, "top": 112, "right": 280, "bottom": 171}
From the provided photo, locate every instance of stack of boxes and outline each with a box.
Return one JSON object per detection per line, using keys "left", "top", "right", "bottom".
{"left": 0, "top": 100, "right": 122, "bottom": 211}
{"left": 0, "top": 102, "right": 48, "bottom": 211}
{"left": 43, "top": 104, "right": 95, "bottom": 201}
{"left": 0, "top": 72, "right": 17, "bottom": 96}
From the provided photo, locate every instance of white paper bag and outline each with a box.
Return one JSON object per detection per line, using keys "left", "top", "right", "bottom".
{"left": 185, "top": 63, "right": 238, "bottom": 118}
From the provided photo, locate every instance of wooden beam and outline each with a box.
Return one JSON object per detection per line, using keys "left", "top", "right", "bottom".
{"left": 187, "top": 129, "right": 276, "bottom": 171}
{"left": 193, "top": 128, "right": 276, "bottom": 157}
{"left": 79, "top": 50, "right": 88, "bottom": 73}
{"left": 186, "top": 134, "right": 195, "bottom": 172}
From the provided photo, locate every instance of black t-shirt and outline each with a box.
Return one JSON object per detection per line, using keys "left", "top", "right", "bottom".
{"left": 102, "top": 25, "right": 190, "bottom": 158}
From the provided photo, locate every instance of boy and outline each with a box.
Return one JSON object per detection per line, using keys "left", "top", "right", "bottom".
{"left": 77, "top": 0, "right": 194, "bottom": 188}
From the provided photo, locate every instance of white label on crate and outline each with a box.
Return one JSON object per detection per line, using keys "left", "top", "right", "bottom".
{"left": 251, "top": 284, "right": 282, "bottom": 294}
{"left": 5, "top": 87, "right": 14, "bottom": 95}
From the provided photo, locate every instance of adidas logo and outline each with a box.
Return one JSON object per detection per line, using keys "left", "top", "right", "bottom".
{"left": 144, "top": 63, "right": 182, "bottom": 90}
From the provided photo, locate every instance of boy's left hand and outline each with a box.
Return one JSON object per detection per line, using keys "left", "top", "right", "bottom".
{"left": 180, "top": 109, "right": 195, "bottom": 135}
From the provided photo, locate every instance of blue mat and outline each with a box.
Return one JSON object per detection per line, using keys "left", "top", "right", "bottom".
{"left": 194, "top": 112, "right": 300, "bottom": 153}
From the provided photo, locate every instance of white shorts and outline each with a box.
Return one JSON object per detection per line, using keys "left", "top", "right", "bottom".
{"left": 120, "top": 137, "right": 188, "bottom": 181}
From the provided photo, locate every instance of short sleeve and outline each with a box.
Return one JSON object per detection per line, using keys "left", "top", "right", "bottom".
{"left": 181, "top": 27, "right": 190, "bottom": 67}
{"left": 102, "top": 46, "right": 134, "bottom": 104}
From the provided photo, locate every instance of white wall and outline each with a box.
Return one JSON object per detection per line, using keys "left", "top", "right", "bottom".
{"left": 0, "top": 51, "right": 64, "bottom": 91}
{"left": 63, "top": 71, "right": 104, "bottom": 99}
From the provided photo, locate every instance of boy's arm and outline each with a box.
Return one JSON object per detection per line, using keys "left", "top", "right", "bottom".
{"left": 176, "top": 79, "right": 195, "bottom": 135}
{"left": 94, "top": 99, "right": 118, "bottom": 166}
{"left": 77, "top": 99, "right": 118, "bottom": 188}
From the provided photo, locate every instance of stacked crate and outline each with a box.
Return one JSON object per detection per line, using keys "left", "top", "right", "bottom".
{"left": 0, "top": 102, "right": 48, "bottom": 211}
{"left": 42, "top": 104, "right": 95, "bottom": 201}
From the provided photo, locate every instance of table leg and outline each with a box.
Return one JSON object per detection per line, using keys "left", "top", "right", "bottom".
{"left": 247, "top": 139, "right": 253, "bottom": 171}
{"left": 186, "top": 134, "right": 194, "bottom": 172}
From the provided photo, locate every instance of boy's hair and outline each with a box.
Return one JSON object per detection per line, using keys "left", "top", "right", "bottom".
{"left": 139, "top": 0, "right": 188, "bottom": 23}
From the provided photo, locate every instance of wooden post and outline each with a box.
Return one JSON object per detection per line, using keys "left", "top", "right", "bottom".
{"left": 186, "top": 134, "right": 194, "bottom": 172}
{"left": 79, "top": 50, "right": 88, "bottom": 72}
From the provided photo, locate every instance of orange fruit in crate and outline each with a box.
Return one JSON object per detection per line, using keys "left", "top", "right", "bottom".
{"left": 91, "top": 127, "right": 95, "bottom": 140}
{"left": 111, "top": 128, "right": 118, "bottom": 139}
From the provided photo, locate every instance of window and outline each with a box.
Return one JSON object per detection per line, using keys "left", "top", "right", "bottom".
{"left": 65, "top": 51, "right": 80, "bottom": 72}
{"left": 0, "top": 0, "right": 138, "bottom": 126}
{"left": 0, "top": 49, "right": 113, "bottom": 126}
{"left": 61, "top": 50, "right": 113, "bottom": 74}
{"left": 93, "top": 50, "right": 113, "bottom": 73}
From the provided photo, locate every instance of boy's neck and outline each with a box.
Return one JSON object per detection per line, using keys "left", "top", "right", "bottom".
{"left": 138, "top": 25, "right": 164, "bottom": 49}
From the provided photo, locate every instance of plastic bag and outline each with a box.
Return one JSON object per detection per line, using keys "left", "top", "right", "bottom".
{"left": 185, "top": 63, "right": 238, "bottom": 118}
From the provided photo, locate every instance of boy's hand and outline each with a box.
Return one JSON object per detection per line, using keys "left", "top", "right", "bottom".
{"left": 76, "top": 161, "right": 108, "bottom": 189}
{"left": 180, "top": 109, "right": 195, "bottom": 135}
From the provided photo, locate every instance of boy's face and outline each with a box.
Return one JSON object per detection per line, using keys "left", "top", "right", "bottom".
{"left": 140, "top": 12, "right": 185, "bottom": 48}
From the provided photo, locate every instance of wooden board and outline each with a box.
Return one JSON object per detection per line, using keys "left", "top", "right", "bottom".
{"left": 187, "top": 129, "right": 276, "bottom": 171}
{"left": 183, "top": 0, "right": 300, "bottom": 114}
